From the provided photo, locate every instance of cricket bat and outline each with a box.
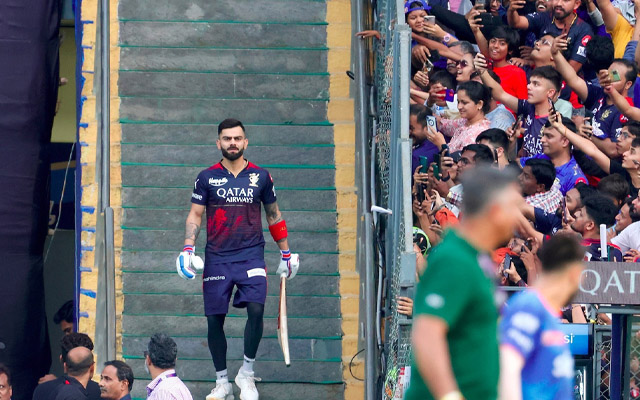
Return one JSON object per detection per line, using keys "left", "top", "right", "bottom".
{"left": 277, "top": 273, "right": 291, "bottom": 366}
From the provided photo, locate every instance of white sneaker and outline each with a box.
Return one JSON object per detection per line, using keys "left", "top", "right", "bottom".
{"left": 206, "top": 381, "right": 234, "bottom": 400}
{"left": 234, "top": 368, "right": 261, "bottom": 400}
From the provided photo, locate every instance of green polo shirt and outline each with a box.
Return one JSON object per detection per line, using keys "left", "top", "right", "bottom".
{"left": 404, "top": 229, "right": 499, "bottom": 400}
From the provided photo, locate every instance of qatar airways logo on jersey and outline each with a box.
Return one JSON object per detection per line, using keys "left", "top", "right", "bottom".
{"left": 216, "top": 187, "right": 255, "bottom": 203}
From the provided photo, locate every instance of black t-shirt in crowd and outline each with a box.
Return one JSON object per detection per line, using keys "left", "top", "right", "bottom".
{"left": 33, "top": 376, "right": 100, "bottom": 400}
{"left": 610, "top": 160, "right": 640, "bottom": 197}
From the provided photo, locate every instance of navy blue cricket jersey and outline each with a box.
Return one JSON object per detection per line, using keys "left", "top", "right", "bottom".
{"left": 584, "top": 83, "right": 631, "bottom": 142}
{"left": 191, "top": 161, "right": 277, "bottom": 263}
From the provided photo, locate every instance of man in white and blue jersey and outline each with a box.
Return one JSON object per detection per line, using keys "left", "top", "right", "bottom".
{"left": 499, "top": 234, "right": 585, "bottom": 400}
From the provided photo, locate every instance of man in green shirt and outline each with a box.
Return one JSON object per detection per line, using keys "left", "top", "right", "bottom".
{"left": 405, "top": 167, "right": 522, "bottom": 400}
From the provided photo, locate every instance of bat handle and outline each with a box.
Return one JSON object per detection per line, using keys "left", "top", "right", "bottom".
{"left": 280, "top": 272, "right": 288, "bottom": 278}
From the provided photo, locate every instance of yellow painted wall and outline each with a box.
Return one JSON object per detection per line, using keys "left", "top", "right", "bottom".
{"left": 327, "top": 0, "right": 363, "bottom": 398}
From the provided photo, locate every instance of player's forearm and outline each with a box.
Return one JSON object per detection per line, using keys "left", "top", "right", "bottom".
{"left": 412, "top": 317, "right": 459, "bottom": 398}
{"left": 184, "top": 216, "right": 201, "bottom": 246}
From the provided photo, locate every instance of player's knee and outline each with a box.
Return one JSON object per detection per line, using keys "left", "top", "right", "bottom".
{"left": 246, "top": 302, "right": 264, "bottom": 321}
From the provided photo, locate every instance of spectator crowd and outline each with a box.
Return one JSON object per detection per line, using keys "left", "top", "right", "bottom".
{"left": 358, "top": 0, "right": 640, "bottom": 306}
{"left": 361, "top": 0, "right": 640, "bottom": 396}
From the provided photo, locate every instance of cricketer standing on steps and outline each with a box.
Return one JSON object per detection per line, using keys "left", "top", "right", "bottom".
{"left": 176, "top": 118, "right": 300, "bottom": 400}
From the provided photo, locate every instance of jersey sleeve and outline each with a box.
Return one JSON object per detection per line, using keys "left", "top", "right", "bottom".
{"left": 583, "top": 82, "right": 602, "bottom": 111}
{"left": 516, "top": 99, "right": 530, "bottom": 117}
{"left": 413, "top": 253, "right": 475, "bottom": 327}
{"left": 533, "top": 207, "right": 562, "bottom": 235}
{"left": 499, "top": 298, "right": 542, "bottom": 360}
{"left": 261, "top": 172, "right": 277, "bottom": 205}
{"left": 525, "top": 12, "right": 545, "bottom": 33}
{"left": 191, "top": 171, "right": 208, "bottom": 205}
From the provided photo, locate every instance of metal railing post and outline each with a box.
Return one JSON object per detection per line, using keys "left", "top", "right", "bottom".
{"left": 94, "top": 0, "right": 116, "bottom": 365}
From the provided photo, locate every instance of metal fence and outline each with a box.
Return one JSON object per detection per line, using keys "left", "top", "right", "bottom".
{"left": 367, "top": 0, "right": 415, "bottom": 399}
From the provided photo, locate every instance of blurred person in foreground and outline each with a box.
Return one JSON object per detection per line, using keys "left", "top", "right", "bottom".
{"left": 406, "top": 167, "right": 522, "bottom": 400}
{"left": 499, "top": 234, "right": 585, "bottom": 400}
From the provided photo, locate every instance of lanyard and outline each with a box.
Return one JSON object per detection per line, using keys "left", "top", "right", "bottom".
{"left": 146, "top": 372, "right": 178, "bottom": 396}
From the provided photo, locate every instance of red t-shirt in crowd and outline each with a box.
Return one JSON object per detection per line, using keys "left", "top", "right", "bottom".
{"left": 493, "top": 64, "right": 528, "bottom": 100}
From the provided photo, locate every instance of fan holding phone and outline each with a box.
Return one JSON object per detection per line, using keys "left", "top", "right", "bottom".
{"left": 428, "top": 81, "right": 492, "bottom": 152}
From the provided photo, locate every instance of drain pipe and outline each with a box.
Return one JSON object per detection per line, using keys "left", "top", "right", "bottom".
{"left": 95, "top": 0, "right": 116, "bottom": 364}
{"left": 352, "top": 0, "right": 376, "bottom": 398}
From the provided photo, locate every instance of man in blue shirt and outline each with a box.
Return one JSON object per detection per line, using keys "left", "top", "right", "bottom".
{"left": 177, "top": 119, "right": 300, "bottom": 400}
{"left": 499, "top": 234, "right": 585, "bottom": 400}
{"left": 410, "top": 104, "right": 440, "bottom": 176}
{"left": 519, "top": 118, "right": 587, "bottom": 195}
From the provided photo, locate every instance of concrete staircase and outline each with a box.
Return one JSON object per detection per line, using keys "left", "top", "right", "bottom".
{"left": 117, "top": 0, "right": 344, "bottom": 398}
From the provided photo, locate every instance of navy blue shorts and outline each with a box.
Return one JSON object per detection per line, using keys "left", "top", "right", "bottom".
{"left": 202, "top": 259, "right": 267, "bottom": 315}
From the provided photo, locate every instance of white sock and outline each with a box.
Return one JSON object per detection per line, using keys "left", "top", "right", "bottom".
{"left": 216, "top": 369, "right": 228, "bottom": 383}
{"left": 242, "top": 355, "right": 255, "bottom": 372}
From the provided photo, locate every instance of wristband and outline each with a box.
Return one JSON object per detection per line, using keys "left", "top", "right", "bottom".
{"left": 269, "top": 220, "right": 288, "bottom": 242}
{"left": 439, "top": 392, "right": 464, "bottom": 400}
{"left": 183, "top": 245, "right": 194, "bottom": 253}
{"left": 280, "top": 249, "right": 291, "bottom": 261}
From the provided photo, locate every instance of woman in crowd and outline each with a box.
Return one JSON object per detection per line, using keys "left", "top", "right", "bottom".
{"left": 427, "top": 81, "right": 492, "bottom": 152}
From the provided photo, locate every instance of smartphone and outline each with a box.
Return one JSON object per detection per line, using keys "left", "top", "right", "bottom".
{"left": 432, "top": 158, "right": 441, "bottom": 180}
{"left": 610, "top": 69, "right": 622, "bottom": 82}
{"left": 511, "top": 114, "right": 524, "bottom": 138}
{"left": 524, "top": 238, "right": 533, "bottom": 251}
{"left": 416, "top": 183, "right": 425, "bottom": 203}
{"left": 444, "top": 89, "right": 455, "bottom": 102}
{"left": 423, "top": 15, "right": 436, "bottom": 25}
{"left": 548, "top": 97, "right": 556, "bottom": 114}
{"left": 422, "top": 58, "right": 434, "bottom": 73}
{"left": 426, "top": 115, "right": 437, "bottom": 129}
{"left": 450, "top": 150, "right": 462, "bottom": 163}
{"left": 503, "top": 254, "right": 512, "bottom": 278}
{"left": 479, "top": 12, "right": 494, "bottom": 28}
{"left": 419, "top": 156, "right": 430, "bottom": 173}
{"left": 561, "top": 197, "right": 569, "bottom": 224}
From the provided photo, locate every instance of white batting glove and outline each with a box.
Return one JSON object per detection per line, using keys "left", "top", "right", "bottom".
{"left": 276, "top": 250, "right": 299, "bottom": 280}
{"left": 176, "top": 245, "right": 204, "bottom": 280}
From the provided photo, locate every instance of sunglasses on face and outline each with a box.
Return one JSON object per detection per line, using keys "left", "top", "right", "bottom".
{"left": 456, "top": 60, "right": 470, "bottom": 68}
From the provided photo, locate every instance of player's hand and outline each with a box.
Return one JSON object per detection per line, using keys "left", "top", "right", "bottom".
{"left": 176, "top": 245, "right": 204, "bottom": 280}
{"left": 277, "top": 252, "right": 299, "bottom": 280}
